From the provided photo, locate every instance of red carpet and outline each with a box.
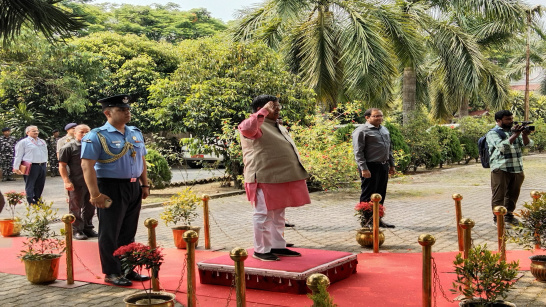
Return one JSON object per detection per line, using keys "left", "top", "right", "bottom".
{"left": 0, "top": 237, "right": 535, "bottom": 307}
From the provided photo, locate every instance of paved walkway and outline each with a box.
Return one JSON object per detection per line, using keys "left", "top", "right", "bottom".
{"left": 1, "top": 154, "right": 546, "bottom": 306}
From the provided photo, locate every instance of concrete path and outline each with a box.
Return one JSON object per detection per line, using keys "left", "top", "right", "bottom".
{"left": 1, "top": 154, "right": 546, "bottom": 306}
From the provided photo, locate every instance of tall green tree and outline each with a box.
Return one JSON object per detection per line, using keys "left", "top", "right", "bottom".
{"left": 147, "top": 36, "right": 315, "bottom": 185}
{"left": 0, "top": 0, "right": 85, "bottom": 45}
{"left": 231, "top": 0, "right": 423, "bottom": 112}
{"left": 401, "top": 0, "right": 526, "bottom": 124}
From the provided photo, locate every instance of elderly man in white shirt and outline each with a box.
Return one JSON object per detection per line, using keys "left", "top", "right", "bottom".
{"left": 13, "top": 125, "right": 48, "bottom": 205}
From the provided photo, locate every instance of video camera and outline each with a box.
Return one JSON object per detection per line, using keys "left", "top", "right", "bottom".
{"left": 514, "top": 121, "right": 535, "bottom": 132}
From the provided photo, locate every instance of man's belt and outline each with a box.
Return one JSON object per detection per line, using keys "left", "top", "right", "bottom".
{"left": 98, "top": 178, "right": 139, "bottom": 183}
{"left": 32, "top": 162, "right": 47, "bottom": 165}
{"left": 367, "top": 161, "right": 389, "bottom": 165}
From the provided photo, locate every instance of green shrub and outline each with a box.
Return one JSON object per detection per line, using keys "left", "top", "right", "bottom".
{"left": 401, "top": 116, "right": 442, "bottom": 171}
{"left": 458, "top": 135, "right": 479, "bottom": 163}
{"left": 291, "top": 108, "right": 359, "bottom": 191}
{"left": 383, "top": 122, "right": 410, "bottom": 172}
{"left": 529, "top": 118, "right": 546, "bottom": 152}
{"left": 429, "top": 126, "right": 463, "bottom": 167}
{"left": 145, "top": 149, "right": 172, "bottom": 189}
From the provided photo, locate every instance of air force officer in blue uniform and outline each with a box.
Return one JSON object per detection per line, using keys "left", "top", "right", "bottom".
{"left": 81, "top": 94, "right": 150, "bottom": 287}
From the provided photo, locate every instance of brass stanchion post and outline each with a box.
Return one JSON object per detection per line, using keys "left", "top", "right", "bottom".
{"left": 183, "top": 230, "right": 199, "bottom": 307}
{"left": 144, "top": 218, "right": 160, "bottom": 291}
{"left": 493, "top": 206, "right": 507, "bottom": 262}
{"left": 452, "top": 194, "right": 464, "bottom": 252}
{"left": 61, "top": 214, "right": 75, "bottom": 285}
{"left": 230, "top": 247, "right": 248, "bottom": 307}
{"left": 202, "top": 194, "right": 211, "bottom": 249}
{"left": 531, "top": 191, "right": 542, "bottom": 250}
{"left": 459, "top": 218, "right": 475, "bottom": 260}
{"left": 418, "top": 234, "right": 436, "bottom": 307}
{"left": 306, "top": 273, "right": 330, "bottom": 305}
{"left": 371, "top": 193, "right": 382, "bottom": 253}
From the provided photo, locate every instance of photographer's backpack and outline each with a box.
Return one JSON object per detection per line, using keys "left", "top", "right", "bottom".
{"left": 478, "top": 128, "right": 507, "bottom": 168}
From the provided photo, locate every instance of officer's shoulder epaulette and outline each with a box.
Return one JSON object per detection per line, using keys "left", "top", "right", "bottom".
{"left": 127, "top": 125, "right": 141, "bottom": 132}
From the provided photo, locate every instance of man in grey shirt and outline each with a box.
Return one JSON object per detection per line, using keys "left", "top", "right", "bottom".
{"left": 352, "top": 108, "right": 396, "bottom": 228}
{"left": 59, "top": 124, "right": 97, "bottom": 240}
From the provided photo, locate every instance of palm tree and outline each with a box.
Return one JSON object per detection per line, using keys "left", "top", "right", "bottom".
{"left": 0, "top": 0, "right": 85, "bottom": 45}
{"left": 401, "top": 0, "right": 526, "bottom": 124}
{"left": 231, "top": 0, "right": 423, "bottom": 111}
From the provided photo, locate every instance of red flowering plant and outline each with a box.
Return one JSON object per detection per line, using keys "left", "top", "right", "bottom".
{"left": 114, "top": 243, "right": 164, "bottom": 298}
{"left": 4, "top": 191, "right": 26, "bottom": 220}
{"left": 354, "top": 201, "right": 384, "bottom": 228}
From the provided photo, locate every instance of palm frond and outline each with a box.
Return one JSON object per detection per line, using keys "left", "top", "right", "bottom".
{"left": 479, "top": 61, "right": 509, "bottom": 111}
{"left": 0, "top": 0, "right": 85, "bottom": 45}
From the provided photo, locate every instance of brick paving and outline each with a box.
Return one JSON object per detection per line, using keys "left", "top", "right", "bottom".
{"left": 1, "top": 154, "right": 546, "bottom": 306}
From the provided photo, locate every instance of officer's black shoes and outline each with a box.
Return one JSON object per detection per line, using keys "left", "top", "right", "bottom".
{"left": 105, "top": 274, "right": 132, "bottom": 286}
{"left": 126, "top": 271, "right": 151, "bottom": 281}
{"left": 284, "top": 222, "right": 295, "bottom": 227}
{"left": 271, "top": 248, "right": 301, "bottom": 257}
{"left": 83, "top": 229, "right": 99, "bottom": 238}
{"left": 286, "top": 243, "right": 295, "bottom": 247}
{"left": 74, "top": 231, "right": 88, "bottom": 240}
{"left": 253, "top": 252, "right": 280, "bottom": 261}
{"left": 379, "top": 219, "right": 395, "bottom": 228}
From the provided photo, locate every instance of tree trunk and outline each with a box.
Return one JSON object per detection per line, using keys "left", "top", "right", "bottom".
{"left": 402, "top": 67, "right": 416, "bottom": 126}
{"left": 458, "top": 98, "right": 469, "bottom": 117}
{"left": 525, "top": 12, "right": 531, "bottom": 121}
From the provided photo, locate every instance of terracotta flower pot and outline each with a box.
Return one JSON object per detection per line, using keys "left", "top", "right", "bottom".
{"left": 23, "top": 254, "right": 62, "bottom": 284}
{"left": 172, "top": 226, "right": 201, "bottom": 249}
{"left": 529, "top": 255, "right": 546, "bottom": 282}
{"left": 123, "top": 291, "right": 176, "bottom": 306}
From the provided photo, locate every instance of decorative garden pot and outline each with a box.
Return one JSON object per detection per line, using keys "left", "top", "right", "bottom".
{"left": 123, "top": 291, "right": 176, "bottom": 307}
{"left": 23, "top": 254, "right": 62, "bottom": 284}
{"left": 529, "top": 255, "right": 546, "bottom": 282}
{"left": 172, "top": 226, "right": 201, "bottom": 249}
{"left": 0, "top": 219, "right": 21, "bottom": 237}
{"left": 459, "top": 298, "right": 516, "bottom": 306}
{"left": 356, "top": 228, "right": 385, "bottom": 248}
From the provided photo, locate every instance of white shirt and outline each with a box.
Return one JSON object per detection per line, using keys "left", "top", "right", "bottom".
{"left": 13, "top": 136, "right": 48, "bottom": 168}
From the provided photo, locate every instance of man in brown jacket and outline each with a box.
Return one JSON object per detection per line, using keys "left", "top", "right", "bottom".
{"left": 239, "top": 95, "right": 310, "bottom": 261}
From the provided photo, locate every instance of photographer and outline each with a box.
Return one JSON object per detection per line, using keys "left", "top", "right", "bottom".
{"left": 486, "top": 110, "right": 534, "bottom": 226}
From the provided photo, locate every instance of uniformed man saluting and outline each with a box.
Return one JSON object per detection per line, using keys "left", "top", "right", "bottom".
{"left": 81, "top": 94, "right": 150, "bottom": 287}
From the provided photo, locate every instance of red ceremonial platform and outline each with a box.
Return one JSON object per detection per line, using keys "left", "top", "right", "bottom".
{"left": 197, "top": 248, "right": 358, "bottom": 294}
{"left": 0, "top": 236, "right": 535, "bottom": 306}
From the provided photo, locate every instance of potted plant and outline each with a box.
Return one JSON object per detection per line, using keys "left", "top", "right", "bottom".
{"left": 0, "top": 191, "right": 25, "bottom": 237}
{"left": 160, "top": 188, "right": 201, "bottom": 249}
{"left": 451, "top": 244, "right": 519, "bottom": 307}
{"left": 354, "top": 201, "right": 385, "bottom": 247}
{"left": 18, "top": 199, "right": 66, "bottom": 284}
{"left": 508, "top": 191, "right": 546, "bottom": 282}
{"left": 114, "top": 242, "right": 176, "bottom": 306}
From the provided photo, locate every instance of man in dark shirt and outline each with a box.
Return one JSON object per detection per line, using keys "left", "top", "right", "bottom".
{"left": 352, "top": 108, "right": 396, "bottom": 228}
{"left": 59, "top": 124, "right": 97, "bottom": 240}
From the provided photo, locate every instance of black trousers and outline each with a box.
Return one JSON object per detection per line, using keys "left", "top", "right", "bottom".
{"left": 360, "top": 162, "right": 390, "bottom": 204}
{"left": 97, "top": 179, "right": 142, "bottom": 275}
{"left": 23, "top": 163, "right": 46, "bottom": 205}
{"left": 68, "top": 182, "right": 95, "bottom": 232}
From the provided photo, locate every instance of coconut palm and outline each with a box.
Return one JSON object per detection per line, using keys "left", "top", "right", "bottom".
{"left": 231, "top": 0, "right": 423, "bottom": 111}
{"left": 0, "top": 0, "right": 84, "bottom": 45}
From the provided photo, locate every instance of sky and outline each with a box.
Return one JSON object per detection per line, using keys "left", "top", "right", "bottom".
{"left": 89, "top": 0, "right": 546, "bottom": 22}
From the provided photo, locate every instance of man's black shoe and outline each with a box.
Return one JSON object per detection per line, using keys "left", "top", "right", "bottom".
{"left": 505, "top": 215, "right": 521, "bottom": 226}
{"left": 379, "top": 220, "right": 395, "bottom": 228}
{"left": 284, "top": 222, "right": 295, "bottom": 227}
{"left": 253, "top": 252, "right": 280, "bottom": 261}
{"left": 286, "top": 243, "right": 295, "bottom": 247}
{"left": 126, "top": 271, "right": 150, "bottom": 281}
{"left": 83, "top": 229, "right": 99, "bottom": 238}
{"left": 271, "top": 248, "right": 301, "bottom": 257}
{"left": 6, "top": 177, "right": 15, "bottom": 181}
{"left": 104, "top": 274, "right": 132, "bottom": 286}
{"left": 74, "top": 231, "right": 88, "bottom": 240}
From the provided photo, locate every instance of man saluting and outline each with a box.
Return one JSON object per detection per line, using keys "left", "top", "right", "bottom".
{"left": 81, "top": 94, "right": 150, "bottom": 287}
